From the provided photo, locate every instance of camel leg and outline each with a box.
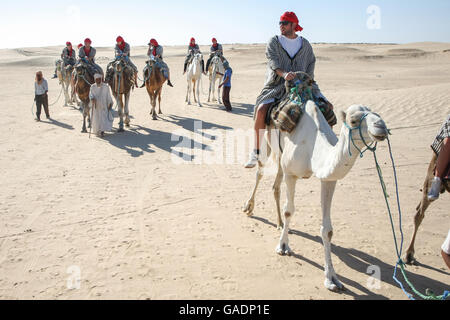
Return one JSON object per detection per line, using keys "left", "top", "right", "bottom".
{"left": 186, "top": 80, "right": 191, "bottom": 105}
{"left": 208, "top": 77, "right": 212, "bottom": 102}
{"left": 405, "top": 154, "right": 437, "bottom": 264}
{"left": 151, "top": 93, "right": 157, "bottom": 120}
{"left": 81, "top": 102, "right": 89, "bottom": 133}
{"left": 124, "top": 92, "right": 130, "bottom": 127}
{"left": 193, "top": 81, "right": 197, "bottom": 103}
{"left": 157, "top": 87, "right": 162, "bottom": 114}
{"left": 211, "top": 77, "right": 216, "bottom": 102}
{"left": 243, "top": 167, "right": 264, "bottom": 217}
{"left": 273, "top": 161, "right": 284, "bottom": 230}
{"left": 196, "top": 79, "right": 202, "bottom": 107}
{"left": 62, "top": 81, "right": 69, "bottom": 106}
{"left": 320, "top": 180, "right": 343, "bottom": 292}
{"left": 117, "top": 95, "right": 124, "bottom": 132}
{"left": 276, "top": 174, "right": 297, "bottom": 256}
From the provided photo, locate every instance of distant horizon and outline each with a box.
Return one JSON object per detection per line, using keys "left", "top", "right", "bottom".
{"left": 4, "top": 40, "right": 450, "bottom": 51}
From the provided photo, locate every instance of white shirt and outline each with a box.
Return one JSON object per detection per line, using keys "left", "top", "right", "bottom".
{"left": 442, "top": 230, "right": 450, "bottom": 255}
{"left": 35, "top": 79, "right": 48, "bottom": 95}
{"left": 278, "top": 35, "right": 303, "bottom": 59}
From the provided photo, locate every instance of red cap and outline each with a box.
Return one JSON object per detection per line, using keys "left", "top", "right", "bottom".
{"left": 212, "top": 38, "right": 217, "bottom": 43}
{"left": 66, "top": 41, "right": 72, "bottom": 46}
{"left": 149, "top": 38, "right": 158, "bottom": 46}
{"left": 77, "top": 43, "right": 83, "bottom": 49}
{"left": 84, "top": 38, "right": 92, "bottom": 44}
{"left": 190, "top": 37, "right": 195, "bottom": 43}
{"left": 280, "top": 11, "right": 303, "bottom": 32}
{"left": 116, "top": 36, "right": 124, "bottom": 43}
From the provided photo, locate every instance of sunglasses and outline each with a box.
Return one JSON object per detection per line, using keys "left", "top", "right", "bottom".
{"left": 279, "top": 21, "right": 292, "bottom": 26}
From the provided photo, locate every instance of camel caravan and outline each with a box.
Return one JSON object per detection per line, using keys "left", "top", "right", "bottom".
{"left": 40, "top": 11, "right": 449, "bottom": 299}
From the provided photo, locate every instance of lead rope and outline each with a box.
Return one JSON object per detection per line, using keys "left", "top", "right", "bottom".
{"left": 352, "top": 124, "right": 449, "bottom": 300}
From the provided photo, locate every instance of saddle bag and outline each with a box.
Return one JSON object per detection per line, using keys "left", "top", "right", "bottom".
{"left": 270, "top": 74, "right": 337, "bottom": 133}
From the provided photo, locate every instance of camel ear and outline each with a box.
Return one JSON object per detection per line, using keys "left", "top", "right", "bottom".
{"left": 339, "top": 111, "right": 347, "bottom": 123}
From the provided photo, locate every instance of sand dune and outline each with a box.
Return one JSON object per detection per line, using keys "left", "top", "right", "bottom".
{"left": 0, "top": 41, "right": 449, "bottom": 300}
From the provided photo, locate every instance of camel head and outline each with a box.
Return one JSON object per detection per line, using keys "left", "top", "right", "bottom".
{"left": 340, "top": 105, "right": 388, "bottom": 143}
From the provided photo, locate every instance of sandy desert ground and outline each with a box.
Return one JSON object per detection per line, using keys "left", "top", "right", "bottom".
{"left": 0, "top": 41, "right": 449, "bottom": 300}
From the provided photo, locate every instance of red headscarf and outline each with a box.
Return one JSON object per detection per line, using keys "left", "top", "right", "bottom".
{"left": 190, "top": 37, "right": 196, "bottom": 47}
{"left": 280, "top": 11, "right": 303, "bottom": 32}
{"left": 83, "top": 38, "right": 92, "bottom": 56}
{"left": 212, "top": 38, "right": 217, "bottom": 48}
{"left": 66, "top": 42, "right": 73, "bottom": 56}
{"left": 116, "top": 36, "right": 125, "bottom": 50}
{"left": 149, "top": 39, "right": 159, "bottom": 56}
{"left": 77, "top": 43, "right": 83, "bottom": 49}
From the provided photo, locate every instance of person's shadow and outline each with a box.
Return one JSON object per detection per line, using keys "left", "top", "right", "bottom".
{"left": 251, "top": 216, "right": 450, "bottom": 300}
{"left": 201, "top": 102, "right": 254, "bottom": 118}
{"left": 41, "top": 118, "right": 74, "bottom": 130}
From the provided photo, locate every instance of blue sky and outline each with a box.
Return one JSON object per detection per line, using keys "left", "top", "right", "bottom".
{"left": 2, "top": 0, "right": 450, "bottom": 48}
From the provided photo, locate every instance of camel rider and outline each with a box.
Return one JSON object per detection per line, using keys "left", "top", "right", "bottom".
{"left": 140, "top": 38, "right": 174, "bottom": 88}
{"left": 105, "top": 36, "right": 138, "bottom": 86}
{"left": 77, "top": 43, "right": 83, "bottom": 50}
{"left": 52, "top": 42, "right": 77, "bottom": 79}
{"left": 183, "top": 37, "right": 205, "bottom": 74}
{"left": 245, "top": 11, "right": 334, "bottom": 169}
{"left": 77, "top": 38, "right": 103, "bottom": 77}
{"left": 205, "top": 38, "right": 224, "bottom": 72}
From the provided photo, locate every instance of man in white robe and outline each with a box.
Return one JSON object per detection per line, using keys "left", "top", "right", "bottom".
{"left": 89, "top": 73, "right": 114, "bottom": 137}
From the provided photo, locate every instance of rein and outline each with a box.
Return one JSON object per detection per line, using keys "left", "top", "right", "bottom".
{"left": 344, "top": 113, "right": 449, "bottom": 300}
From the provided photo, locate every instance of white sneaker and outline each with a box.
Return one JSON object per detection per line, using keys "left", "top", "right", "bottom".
{"left": 428, "top": 177, "right": 442, "bottom": 201}
{"left": 244, "top": 151, "right": 259, "bottom": 169}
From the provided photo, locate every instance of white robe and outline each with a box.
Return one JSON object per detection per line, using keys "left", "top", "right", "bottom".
{"left": 89, "top": 83, "right": 114, "bottom": 134}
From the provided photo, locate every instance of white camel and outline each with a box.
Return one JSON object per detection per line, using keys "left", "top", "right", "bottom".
{"left": 207, "top": 54, "right": 224, "bottom": 104}
{"left": 243, "top": 101, "right": 389, "bottom": 292}
{"left": 56, "top": 61, "right": 78, "bottom": 106}
{"left": 185, "top": 52, "right": 203, "bottom": 107}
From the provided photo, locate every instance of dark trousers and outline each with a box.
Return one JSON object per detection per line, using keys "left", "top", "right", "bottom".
{"left": 222, "top": 86, "right": 232, "bottom": 110}
{"left": 35, "top": 94, "right": 49, "bottom": 119}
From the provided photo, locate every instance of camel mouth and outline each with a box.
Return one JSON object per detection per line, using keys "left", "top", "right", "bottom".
{"left": 370, "top": 132, "right": 388, "bottom": 142}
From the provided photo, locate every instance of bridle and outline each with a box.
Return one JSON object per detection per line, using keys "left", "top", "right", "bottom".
{"left": 343, "top": 112, "right": 377, "bottom": 157}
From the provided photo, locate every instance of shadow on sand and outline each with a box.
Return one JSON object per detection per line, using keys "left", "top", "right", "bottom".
{"left": 250, "top": 216, "right": 449, "bottom": 300}
{"left": 104, "top": 114, "right": 232, "bottom": 159}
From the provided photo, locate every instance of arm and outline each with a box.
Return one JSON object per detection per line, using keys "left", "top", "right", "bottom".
{"left": 43, "top": 80, "right": 48, "bottom": 95}
{"left": 218, "top": 76, "right": 229, "bottom": 88}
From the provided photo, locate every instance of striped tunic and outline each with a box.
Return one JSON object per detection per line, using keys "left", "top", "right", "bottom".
{"left": 115, "top": 42, "right": 131, "bottom": 57}
{"left": 255, "top": 35, "right": 324, "bottom": 107}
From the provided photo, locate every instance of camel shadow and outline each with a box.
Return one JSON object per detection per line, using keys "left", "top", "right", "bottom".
{"left": 104, "top": 124, "right": 209, "bottom": 160}
{"left": 41, "top": 118, "right": 74, "bottom": 130}
{"left": 251, "top": 216, "right": 449, "bottom": 300}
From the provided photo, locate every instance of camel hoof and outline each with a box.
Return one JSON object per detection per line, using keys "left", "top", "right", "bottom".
{"left": 81, "top": 128, "right": 87, "bottom": 133}
{"left": 277, "top": 223, "right": 284, "bottom": 231}
{"left": 324, "top": 278, "right": 345, "bottom": 292}
{"left": 404, "top": 252, "right": 417, "bottom": 265}
{"left": 125, "top": 123, "right": 130, "bottom": 127}
{"left": 158, "top": 111, "right": 162, "bottom": 114}
{"left": 243, "top": 201, "right": 254, "bottom": 216}
{"left": 118, "top": 128, "right": 125, "bottom": 133}
{"left": 276, "top": 243, "right": 291, "bottom": 256}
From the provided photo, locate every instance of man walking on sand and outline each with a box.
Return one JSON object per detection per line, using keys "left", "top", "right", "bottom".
{"left": 218, "top": 60, "right": 232, "bottom": 112}
{"left": 89, "top": 74, "right": 113, "bottom": 137}
{"left": 34, "top": 71, "right": 50, "bottom": 121}
{"left": 244, "top": 11, "right": 334, "bottom": 168}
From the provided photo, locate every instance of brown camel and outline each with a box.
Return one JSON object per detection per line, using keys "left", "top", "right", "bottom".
{"left": 74, "top": 63, "right": 94, "bottom": 133}
{"left": 107, "top": 59, "right": 134, "bottom": 132}
{"left": 143, "top": 59, "right": 166, "bottom": 120}
{"left": 405, "top": 152, "right": 450, "bottom": 264}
